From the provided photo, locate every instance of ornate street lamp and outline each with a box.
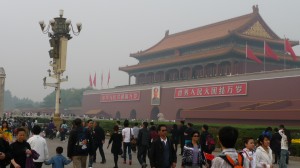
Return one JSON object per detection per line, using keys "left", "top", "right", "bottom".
{"left": 39, "top": 10, "right": 82, "bottom": 127}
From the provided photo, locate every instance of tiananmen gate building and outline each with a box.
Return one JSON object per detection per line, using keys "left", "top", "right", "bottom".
{"left": 82, "top": 6, "right": 300, "bottom": 126}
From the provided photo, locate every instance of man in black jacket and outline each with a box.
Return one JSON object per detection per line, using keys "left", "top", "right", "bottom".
{"left": 67, "top": 118, "right": 91, "bottom": 168}
{"left": 0, "top": 132, "right": 10, "bottom": 168}
{"left": 93, "top": 121, "right": 106, "bottom": 164}
{"left": 200, "top": 124, "right": 209, "bottom": 153}
{"left": 137, "top": 122, "right": 150, "bottom": 168}
{"left": 178, "top": 120, "right": 187, "bottom": 155}
{"left": 150, "top": 124, "right": 177, "bottom": 168}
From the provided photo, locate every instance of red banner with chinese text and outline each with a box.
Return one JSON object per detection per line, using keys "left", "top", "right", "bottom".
{"left": 100, "top": 91, "right": 140, "bottom": 102}
{"left": 174, "top": 83, "right": 247, "bottom": 98}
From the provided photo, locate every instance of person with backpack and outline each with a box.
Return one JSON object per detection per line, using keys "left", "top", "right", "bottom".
{"left": 211, "top": 126, "right": 243, "bottom": 168}
{"left": 67, "top": 118, "right": 91, "bottom": 168}
{"left": 200, "top": 124, "right": 215, "bottom": 154}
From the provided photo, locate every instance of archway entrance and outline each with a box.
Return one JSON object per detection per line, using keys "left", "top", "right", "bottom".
{"left": 115, "top": 111, "right": 121, "bottom": 119}
{"left": 176, "top": 109, "right": 183, "bottom": 121}
{"left": 130, "top": 109, "right": 137, "bottom": 120}
{"left": 150, "top": 106, "right": 159, "bottom": 120}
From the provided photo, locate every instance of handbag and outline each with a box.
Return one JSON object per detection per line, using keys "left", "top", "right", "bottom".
{"left": 130, "top": 128, "right": 136, "bottom": 145}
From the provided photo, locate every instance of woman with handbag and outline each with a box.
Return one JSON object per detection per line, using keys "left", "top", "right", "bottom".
{"left": 107, "top": 125, "right": 123, "bottom": 168}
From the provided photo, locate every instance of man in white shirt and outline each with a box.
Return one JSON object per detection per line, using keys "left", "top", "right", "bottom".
{"left": 279, "top": 128, "right": 288, "bottom": 168}
{"left": 122, "top": 120, "right": 133, "bottom": 165}
{"left": 27, "top": 125, "right": 49, "bottom": 168}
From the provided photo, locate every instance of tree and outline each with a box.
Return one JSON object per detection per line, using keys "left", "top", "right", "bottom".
{"left": 42, "top": 87, "right": 89, "bottom": 108}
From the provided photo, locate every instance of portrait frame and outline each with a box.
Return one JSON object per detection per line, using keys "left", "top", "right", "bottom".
{"left": 151, "top": 86, "right": 160, "bottom": 105}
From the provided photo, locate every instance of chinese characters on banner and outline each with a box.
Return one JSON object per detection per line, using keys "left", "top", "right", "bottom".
{"left": 100, "top": 91, "right": 140, "bottom": 102}
{"left": 174, "top": 83, "right": 247, "bottom": 98}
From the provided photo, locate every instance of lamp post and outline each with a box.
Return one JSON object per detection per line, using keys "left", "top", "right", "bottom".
{"left": 39, "top": 10, "right": 82, "bottom": 127}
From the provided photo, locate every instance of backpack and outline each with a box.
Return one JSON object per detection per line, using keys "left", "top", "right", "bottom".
{"left": 74, "top": 127, "right": 88, "bottom": 154}
{"left": 205, "top": 133, "right": 215, "bottom": 152}
{"left": 141, "top": 129, "right": 150, "bottom": 146}
{"left": 219, "top": 153, "right": 244, "bottom": 168}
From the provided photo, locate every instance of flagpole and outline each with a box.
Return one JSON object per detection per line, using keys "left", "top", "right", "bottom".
{"left": 284, "top": 37, "right": 286, "bottom": 70}
{"left": 263, "top": 41, "right": 266, "bottom": 72}
{"left": 245, "top": 42, "right": 247, "bottom": 74}
{"left": 101, "top": 71, "right": 103, "bottom": 90}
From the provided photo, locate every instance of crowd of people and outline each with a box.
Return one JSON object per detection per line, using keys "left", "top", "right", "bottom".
{"left": 0, "top": 117, "right": 294, "bottom": 168}
{"left": 107, "top": 120, "right": 293, "bottom": 168}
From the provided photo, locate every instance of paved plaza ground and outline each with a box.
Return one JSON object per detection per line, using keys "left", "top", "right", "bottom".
{"left": 41, "top": 138, "right": 300, "bottom": 168}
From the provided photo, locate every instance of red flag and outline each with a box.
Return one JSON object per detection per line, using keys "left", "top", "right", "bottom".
{"left": 101, "top": 71, "right": 103, "bottom": 88}
{"left": 246, "top": 44, "right": 262, "bottom": 64}
{"left": 285, "top": 39, "right": 297, "bottom": 61}
{"left": 89, "top": 74, "right": 93, "bottom": 87}
{"left": 93, "top": 72, "right": 96, "bottom": 87}
{"left": 264, "top": 42, "right": 279, "bottom": 61}
{"left": 107, "top": 69, "right": 110, "bottom": 87}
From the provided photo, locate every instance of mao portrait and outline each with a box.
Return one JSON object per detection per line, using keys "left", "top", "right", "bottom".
{"left": 151, "top": 86, "right": 160, "bottom": 105}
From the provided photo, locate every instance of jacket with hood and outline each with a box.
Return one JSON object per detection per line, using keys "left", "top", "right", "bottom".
{"left": 255, "top": 146, "right": 272, "bottom": 168}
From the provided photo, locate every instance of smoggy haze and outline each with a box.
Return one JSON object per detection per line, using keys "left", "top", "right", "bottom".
{"left": 1, "top": 0, "right": 299, "bottom": 101}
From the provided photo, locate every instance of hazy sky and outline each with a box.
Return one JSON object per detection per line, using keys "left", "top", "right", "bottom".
{"left": 1, "top": 1, "right": 300, "bottom": 102}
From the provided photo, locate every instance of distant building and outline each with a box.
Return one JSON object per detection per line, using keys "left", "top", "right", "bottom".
{"left": 82, "top": 6, "right": 300, "bottom": 125}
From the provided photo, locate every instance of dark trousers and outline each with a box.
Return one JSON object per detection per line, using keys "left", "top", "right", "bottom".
{"left": 93, "top": 142, "right": 106, "bottom": 162}
{"left": 60, "top": 131, "right": 66, "bottom": 141}
{"left": 180, "top": 138, "right": 185, "bottom": 154}
{"left": 137, "top": 145, "right": 148, "bottom": 165}
{"left": 34, "top": 162, "right": 43, "bottom": 168}
{"left": 123, "top": 142, "right": 132, "bottom": 161}
{"left": 286, "top": 151, "right": 289, "bottom": 164}
{"left": 173, "top": 142, "right": 178, "bottom": 154}
{"left": 113, "top": 153, "right": 118, "bottom": 167}
{"left": 274, "top": 150, "right": 281, "bottom": 164}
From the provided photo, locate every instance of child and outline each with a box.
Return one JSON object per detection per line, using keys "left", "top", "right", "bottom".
{"left": 242, "top": 137, "right": 256, "bottom": 168}
{"left": 211, "top": 126, "right": 243, "bottom": 168}
{"left": 44, "top": 146, "right": 71, "bottom": 168}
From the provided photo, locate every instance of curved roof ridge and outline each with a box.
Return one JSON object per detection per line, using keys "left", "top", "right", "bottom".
{"left": 132, "top": 11, "right": 257, "bottom": 57}
{"left": 131, "top": 34, "right": 168, "bottom": 58}
{"left": 168, "top": 12, "right": 255, "bottom": 38}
